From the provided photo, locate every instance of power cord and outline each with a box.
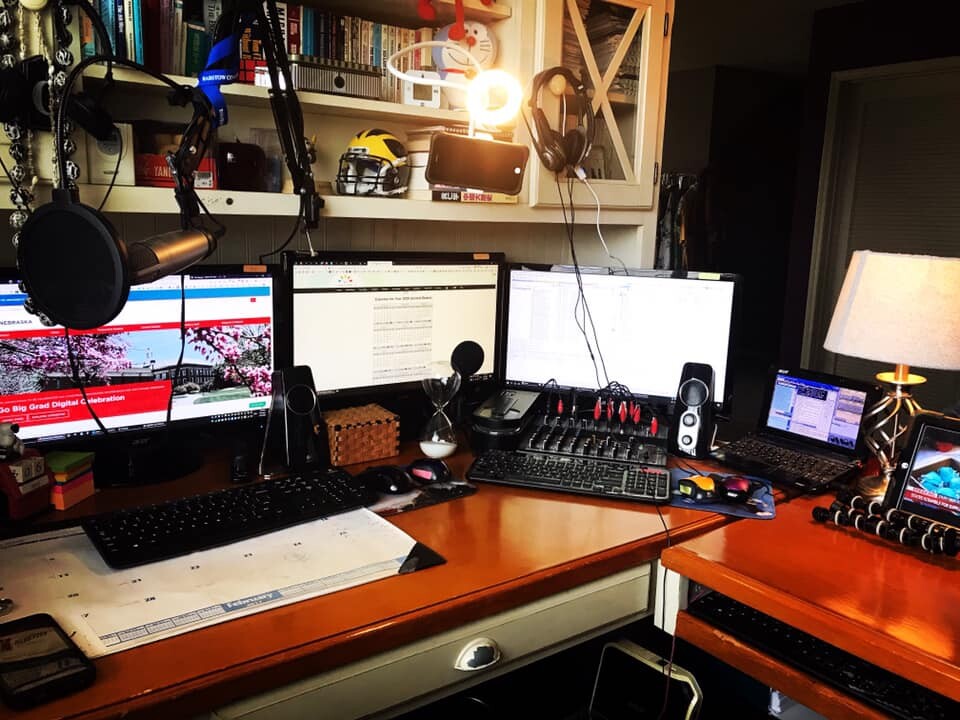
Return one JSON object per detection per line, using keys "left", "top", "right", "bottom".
{"left": 576, "top": 171, "right": 629, "bottom": 276}
{"left": 96, "top": 130, "right": 123, "bottom": 212}
{"left": 555, "top": 176, "right": 609, "bottom": 389}
{"left": 654, "top": 501, "right": 678, "bottom": 720}
{"left": 165, "top": 274, "right": 187, "bottom": 426}
{"left": 64, "top": 328, "right": 110, "bottom": 435}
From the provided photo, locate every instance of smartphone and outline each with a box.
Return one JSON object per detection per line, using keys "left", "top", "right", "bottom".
{"left": 425, "top": 132, "right": 529, "bottom": 195}
{"left": 0, "top": 614, "right": 96, "bottom": 710}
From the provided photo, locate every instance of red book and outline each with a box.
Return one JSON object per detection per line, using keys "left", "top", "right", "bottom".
{"left": 287, "top": 4, "right": 301, "bottom": 56}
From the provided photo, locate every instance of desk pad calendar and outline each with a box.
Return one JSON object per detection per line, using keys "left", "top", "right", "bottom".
{"left": 0, "top": 509, "right": 440, "bottom": 658}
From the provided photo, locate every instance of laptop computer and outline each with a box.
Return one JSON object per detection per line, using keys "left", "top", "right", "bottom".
{"left": 714, "top": 367, "right": 882, "bottom": 492}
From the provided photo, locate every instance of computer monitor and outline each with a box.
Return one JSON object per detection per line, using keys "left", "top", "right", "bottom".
{"left": 282, "top": 251, "right": 504, "bottom": 397}
{"left": 503, "top": 267, "right": 739, "bottom": 410}
{"left": 0, "top": 265, "right": 276, "bottom": 446}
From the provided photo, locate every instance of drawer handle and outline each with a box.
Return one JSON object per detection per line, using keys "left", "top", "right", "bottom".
{"left": 454, "top": 637, "right": 502, "bottom": 672}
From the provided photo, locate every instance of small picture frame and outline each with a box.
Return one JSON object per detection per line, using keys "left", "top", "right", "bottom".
{"left": 884, "top": 411, "right": 960, "bottom": 530}
{"left": 403, "top": 70, "right": 442, "bottom": 109}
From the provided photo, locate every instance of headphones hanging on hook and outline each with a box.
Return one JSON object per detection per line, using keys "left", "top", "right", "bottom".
{"left": 527, "top": 66, "right": 595, "bottom": 174}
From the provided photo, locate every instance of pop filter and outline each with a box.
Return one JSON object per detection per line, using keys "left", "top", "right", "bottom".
{"left": 451, "top": 340, "right": 484, "bottom": 378}
{"left": 17, "top": 194, "right": 129, "bottom": 329}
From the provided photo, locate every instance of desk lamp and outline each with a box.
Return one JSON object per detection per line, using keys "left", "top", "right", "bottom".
{"left": 823, "top": 251, "right": 960, "bottom": 497}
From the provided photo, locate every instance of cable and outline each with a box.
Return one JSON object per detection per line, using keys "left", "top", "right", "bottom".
{"left": 55, "top": 55, "right": 190, "bottom": 191}
{"left": 165, "top": 274, "right": 187, "bottom": 427}
{"left": 560, "top": 176, "right": 610, "bottom": 387}
{"left": 258, "top": 197, "right": 305, "bottom": 263}
{"left": 64, "top": 328, "right": 110, "bottom": 435}
{"left": 96, "top": 131, "right": 122, "bottom": 212}
{"left": 654, "top": 501, "right": 678, "bottom": 720}
{"left": 577, "top": 174, "right": 629, "bottom": 276}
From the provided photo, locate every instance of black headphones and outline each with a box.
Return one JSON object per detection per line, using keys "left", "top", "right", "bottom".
{"left": 527, "top": 66, "right": 595, "bottom": 174}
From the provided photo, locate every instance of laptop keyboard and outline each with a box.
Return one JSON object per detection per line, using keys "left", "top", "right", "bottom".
{"left": 719, "top": 435, "right": 857, "bottom": 490}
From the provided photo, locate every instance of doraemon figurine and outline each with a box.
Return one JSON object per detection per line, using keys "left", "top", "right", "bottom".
{"left": 432, "top": 21, "right": 498, "bottom": 108}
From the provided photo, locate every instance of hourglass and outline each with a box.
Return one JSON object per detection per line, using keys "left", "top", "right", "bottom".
{"left": 419, "top": 361, "right": 461, "bottom": 458}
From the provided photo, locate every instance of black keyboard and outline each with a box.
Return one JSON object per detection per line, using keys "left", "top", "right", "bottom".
{"left": 467, "top": 449, "right": 670, "bottom": 503}
{"left": 81, "top": 468, "right": 367, "bottom": 569}
{"left": 719, "top": 435, "right": 856, "bottom": 490}
{"left": 687, "top": 591, "right": 959, "bottom": 720}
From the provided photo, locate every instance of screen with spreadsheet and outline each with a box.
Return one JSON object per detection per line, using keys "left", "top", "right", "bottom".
{"left": 286, "top": 253, "right": 503, "bottom": 395}
{"left": 503, "top": 268, "right": 738, "bottom": 408}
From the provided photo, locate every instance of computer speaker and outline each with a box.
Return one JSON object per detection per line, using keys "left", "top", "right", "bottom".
{"left": 259, "top": 366, "right": 330, "bottom": 475}
{"left": 669, "top": 362, "right": 715, "bottom": 459}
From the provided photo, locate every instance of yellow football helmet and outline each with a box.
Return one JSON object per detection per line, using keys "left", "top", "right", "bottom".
{"left": 335, "top": 129, "right": 410, "bottom": 196}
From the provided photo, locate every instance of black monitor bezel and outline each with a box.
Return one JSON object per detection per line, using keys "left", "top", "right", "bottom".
{"left": 0, "top": 263, "right": 279, "bottom": 449}
{"left": 500, "top": 264, "right": 743, "bottom": 414}
{"left": 884, "top": 411, "right": 960, "bottom": 531}
{"left": 278, "top": 250, "right": 507, "bottom": 401}
{"left": 756, "top": 366, "right": 883, "bottom": 460}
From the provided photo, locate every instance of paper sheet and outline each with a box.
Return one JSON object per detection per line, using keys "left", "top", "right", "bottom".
{"left": 0, "top": 509, "right": 416, "bottom": 658}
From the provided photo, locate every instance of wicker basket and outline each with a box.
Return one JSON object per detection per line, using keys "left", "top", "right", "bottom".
{"left": 323, "top": 404, "right": 400, "bottom": 467}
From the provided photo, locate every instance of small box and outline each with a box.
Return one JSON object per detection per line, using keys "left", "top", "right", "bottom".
{"left": 0, "top": 450, "right": 52, "bottom": 521}
{"left": 134, "top": 154, "right": 218, "bottom": 189}
{"left": 8, "top": 454, "right": 46, "bottom": 484}
{"left": 323, "top": 404, "right": 400, "bottom": 467}
{"left": 86, "top": 123, "right": 135, "bottom": 186}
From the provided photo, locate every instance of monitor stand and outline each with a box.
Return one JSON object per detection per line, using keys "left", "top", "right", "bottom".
{"left": 92, "top": 433, "right": 205, "bottom": 487}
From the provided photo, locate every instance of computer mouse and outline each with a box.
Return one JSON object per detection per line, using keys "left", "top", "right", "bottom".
{"left": 718, "top": 475, "right": 753, "bottom": 503}
{"left": 356, "top": 465, "right": 416, "bottom": 495}
{"left": 407, "top": 458, "right": 452, "bottom": 485}
{"left": 677, "top": 474, "right": 717, "bottom": 503}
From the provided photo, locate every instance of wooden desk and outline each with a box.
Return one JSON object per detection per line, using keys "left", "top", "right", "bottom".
{"left": 9, "top": 449, "right": 727, "bottom": 720}
{"left": 661, "top": 494, "right": 960, "bottom": 718}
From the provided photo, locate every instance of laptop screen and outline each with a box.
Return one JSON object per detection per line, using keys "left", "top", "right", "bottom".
{"left": 764, "top": 370, "right": 870, "bottom": 452}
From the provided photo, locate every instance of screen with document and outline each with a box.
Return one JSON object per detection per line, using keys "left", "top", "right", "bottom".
{"left": 764, "top": 371, "right": 869, "bottom": 451}
{"left": 286, "top": 252, "right": 503, "bottom": 396}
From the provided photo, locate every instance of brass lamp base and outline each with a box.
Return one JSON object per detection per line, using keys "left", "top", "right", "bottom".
{"left": 855, "top": 473, "right": 889, "bottom": 499}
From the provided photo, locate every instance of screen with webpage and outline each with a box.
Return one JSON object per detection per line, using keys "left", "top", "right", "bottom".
{"left": 292, "top": 258, "right": 499, "bottom": 394}
{"left": 0, "top": 268, "right": 275, "bottom": 443}
{"left": 899, "top": 424, "right": 960, "bottom": 526}
{"left": 764, "top": 372, "right": 867, "bottom": 450}
{"left": 504, "top": 269, "right": 736, "bottom": 403}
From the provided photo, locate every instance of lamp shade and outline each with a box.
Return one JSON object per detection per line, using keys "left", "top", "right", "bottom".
{"left": 824, "top": 250, "right": 960, "bottom": 370}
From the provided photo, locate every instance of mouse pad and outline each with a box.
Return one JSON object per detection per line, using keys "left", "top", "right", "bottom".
{"left": 368, "top": 481, "right": 477, "bottom": 517}
{"left": 667, "top": 469, "right": 776, "bottom": 519}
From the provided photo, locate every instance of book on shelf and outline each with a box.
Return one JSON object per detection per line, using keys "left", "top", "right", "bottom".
{"left": 430, "top": 187, "right": 519, "bottom": 204}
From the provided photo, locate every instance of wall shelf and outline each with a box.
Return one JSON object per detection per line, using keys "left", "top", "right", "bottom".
{"left": 83, "top": 66, "right": 473, "bottom": 125}
{"left": 0, "top": 184, "right": 643, "bottom": 225}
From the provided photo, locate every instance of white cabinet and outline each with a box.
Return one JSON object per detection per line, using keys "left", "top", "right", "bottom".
{"left": 529, "top": 0, "right": 672, "bottom": 209}
{"left": 2, "top": 0, "right": 672, "bottom": 264}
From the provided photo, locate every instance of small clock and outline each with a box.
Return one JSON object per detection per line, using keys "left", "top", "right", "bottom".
{"left": 403, "top": 70, "right": 442, "bottom": 109}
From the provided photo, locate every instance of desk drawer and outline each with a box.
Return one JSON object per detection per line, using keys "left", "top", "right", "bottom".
{"left": 212, "top": 564, "right": 651, "bottom": 720}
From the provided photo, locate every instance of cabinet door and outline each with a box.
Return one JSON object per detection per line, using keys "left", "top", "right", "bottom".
{"left": 530, "top": 0, "right": 670, "bottom": 209}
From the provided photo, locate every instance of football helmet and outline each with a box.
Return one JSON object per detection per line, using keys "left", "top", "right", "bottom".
{"left": 336, "top": 129, "right": 410, "bottom": 196}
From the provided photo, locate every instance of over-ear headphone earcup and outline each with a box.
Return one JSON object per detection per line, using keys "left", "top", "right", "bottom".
{"left": 563, "top": 128, "right": 587, "bottom": 168}
{"left": 531, "top": 108, "right": 567, "bottom": 173}
{"left": 18, "top": 199, "right": 130, "bottom": 329}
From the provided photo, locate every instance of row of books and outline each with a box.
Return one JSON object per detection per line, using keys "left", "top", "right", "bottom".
{"left": 78, "top": 0, "right": 436, "bottom": 82}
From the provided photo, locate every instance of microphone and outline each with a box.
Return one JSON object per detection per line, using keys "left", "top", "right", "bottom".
{"left": 451, "top": 340, "right": 484, "bottom": 378}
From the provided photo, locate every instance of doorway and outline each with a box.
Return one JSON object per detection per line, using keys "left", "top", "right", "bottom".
{"left": 802, "top": 57, "right": 960, "bottom": 409}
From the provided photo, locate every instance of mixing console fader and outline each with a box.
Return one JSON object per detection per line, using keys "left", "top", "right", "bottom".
{"left": 518, "top": 413, "right": 668, "bottom": 467}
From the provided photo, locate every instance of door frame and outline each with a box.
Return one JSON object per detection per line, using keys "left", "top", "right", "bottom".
{"left": 800, "top": 56, "right": 960, "bottom": 369}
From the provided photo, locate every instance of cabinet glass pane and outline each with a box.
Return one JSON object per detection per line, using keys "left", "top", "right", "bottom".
{"left": 562, "top": 0, "right": 646, "bottom": 182}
